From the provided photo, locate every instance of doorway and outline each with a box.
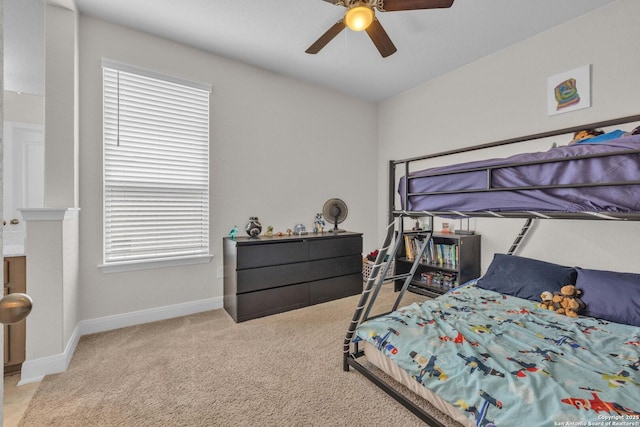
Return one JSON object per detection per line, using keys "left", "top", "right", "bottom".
{"left": 3, "top": 0, "right": 45, "bottom": 424}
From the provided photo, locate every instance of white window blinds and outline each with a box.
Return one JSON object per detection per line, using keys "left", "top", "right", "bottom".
{"left": 102, "top": 61, "right": 211, "bottom": 265}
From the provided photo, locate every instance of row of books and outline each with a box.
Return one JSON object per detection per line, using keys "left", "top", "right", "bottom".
{"left": 404, "top": 236, "right": 459, "bottom": 268}
{"left": 419, "top": 271, "right": 458, "bottom": 290}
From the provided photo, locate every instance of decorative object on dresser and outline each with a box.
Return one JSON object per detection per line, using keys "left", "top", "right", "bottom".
{"left": 313, "top": 213, "right": 325, "bottom": 233}
{"left": 322, "top": 198, "right": 348, "bottom": 233}
{"left": 293, "top": 223, "right": 307, "bottom": 235}
{"left": 245, "top": 216, "right": 262, "bottom": 237}
{"left": 223, "top": 232, "right": 363, "bottom": 322}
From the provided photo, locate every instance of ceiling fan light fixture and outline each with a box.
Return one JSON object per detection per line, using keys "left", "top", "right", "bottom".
{"left": 344, "top": 5, "right": 374, "bottom": 32}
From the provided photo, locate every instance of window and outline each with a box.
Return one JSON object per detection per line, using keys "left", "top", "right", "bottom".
{"left": 101, "top": 60, "right": 211, "bottom": 272}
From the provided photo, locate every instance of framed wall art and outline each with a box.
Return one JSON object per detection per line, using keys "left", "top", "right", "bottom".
{"left": 547, "top": 65, "right": 591, "bottom": 116}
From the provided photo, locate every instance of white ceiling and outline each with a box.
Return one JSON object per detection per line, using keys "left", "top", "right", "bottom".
{"left": 7, "top": 0, "right": 618, "bottom": 101}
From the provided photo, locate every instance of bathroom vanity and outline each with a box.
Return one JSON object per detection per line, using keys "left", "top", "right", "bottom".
{"left": 4, "top": 255, "right": 26, "bottom": 374}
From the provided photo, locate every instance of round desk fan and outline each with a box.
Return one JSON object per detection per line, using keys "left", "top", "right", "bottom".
{"left": 322, "top": 198, "right": 348, "bottom": 233}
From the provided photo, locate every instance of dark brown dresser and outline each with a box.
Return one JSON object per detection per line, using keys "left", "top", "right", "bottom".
{"left": 223, "top": 232, "right": 363, "bottom": 322}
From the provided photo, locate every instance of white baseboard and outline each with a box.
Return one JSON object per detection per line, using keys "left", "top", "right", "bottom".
{"left": 78, "top": 297, "right": 223, "bottom": 336}
{"left": 19, "top": 297, "right": 223, "bottom": 384}
{"left": 19, "top": 324, "right": 81, "bottom": 385}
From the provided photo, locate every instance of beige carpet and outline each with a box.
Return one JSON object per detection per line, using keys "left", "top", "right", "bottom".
{"left": 18, "top": 285, "right": 464, "bottom": 427}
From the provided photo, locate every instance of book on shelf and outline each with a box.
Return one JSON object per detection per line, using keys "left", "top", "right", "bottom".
{"left": 404, "top": 235, "right": 415, "bottom": 260}
{"left": 404, "top": 235, "right": 460, "bottom": 269}
{"left": 425, "top": 241, "right": 458, "bottom": 268}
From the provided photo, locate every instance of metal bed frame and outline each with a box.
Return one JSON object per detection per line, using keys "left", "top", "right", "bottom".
{"left": 343, "top": 113, "right": 640, "bottom": 426}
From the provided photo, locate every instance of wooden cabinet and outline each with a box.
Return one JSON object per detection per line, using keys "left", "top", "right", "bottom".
{"left": 4, "top": 256, "right": 27, "bottom": 374}
{"left": 223, "top": 232, "right": 363, "bottom": 322}
{"left": 395, "top": 232, "right": 481, "bottom": 298}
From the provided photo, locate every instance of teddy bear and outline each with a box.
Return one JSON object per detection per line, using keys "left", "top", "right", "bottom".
{"left": 539, "top": 291, "right": 555, "bottom": 310}
{"left": 539, "top": 290, "right": 564, "bottom": 312}
{"left": 540, "top": 285, "right": 585, "bottom": 318}
{"left": 557, "top": 285, "right": 585, "bottom": 318}
{"left": 551, "top": 292, "right": 565, "bottom": 313}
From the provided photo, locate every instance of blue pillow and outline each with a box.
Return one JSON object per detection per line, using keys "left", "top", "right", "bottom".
{"left": 575, "top": 130, "right": 626, "bottom": 144}
{"left": 576, "top": 267, "right": 640, "bottom": 326}
{"left": 476, "top": 254, "right": 576, "bottom": 301}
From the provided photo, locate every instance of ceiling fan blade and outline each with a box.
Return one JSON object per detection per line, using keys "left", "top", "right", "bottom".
{"left": 320, "top": 0, "right": 342, "bottom": 4}
{"left": 365, "top": 18, "right": 397, "bottom": 58}
{"left": 306, "top": 20, "right": 346, "bottom": 54}
{"left": 379, "top": 0, "right": 454, "bottom": 12}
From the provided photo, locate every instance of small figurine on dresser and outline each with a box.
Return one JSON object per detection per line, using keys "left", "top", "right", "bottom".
{"left": 314, "top": 213, "right": 325, "bottom": 234}
{"left": 245, "top": 216, "right": 262, "bottom": 237}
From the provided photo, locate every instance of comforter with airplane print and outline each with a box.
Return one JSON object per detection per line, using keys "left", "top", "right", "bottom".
{"left": 353, "top": 284, "right": 640, "bottom": 427}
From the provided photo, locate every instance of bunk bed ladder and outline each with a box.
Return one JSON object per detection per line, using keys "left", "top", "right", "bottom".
{"left": 343, "top": 219, "right": 433, "bottom": 368}
{"left": 343, "top": 219, "right": 446, "bottom": 427}
{"left": 508, "top": 218, "right": 535, "bottom": 255}
{"left": 343, "top": 219, "right": 399, "bottom": 371}
{"left": 360, "top": 237, "right": 408, "bottom": 322}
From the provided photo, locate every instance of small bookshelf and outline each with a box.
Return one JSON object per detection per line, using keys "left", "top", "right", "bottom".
{"left": 395, "top": 232, "right": 481, "bottom": 297}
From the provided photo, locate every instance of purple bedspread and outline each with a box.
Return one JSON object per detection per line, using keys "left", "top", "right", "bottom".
{"left": 398, "top": 134, "right": 640, "bottom": 213}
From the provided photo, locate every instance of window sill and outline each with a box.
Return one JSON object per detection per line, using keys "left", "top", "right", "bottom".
{"left": 99, "top": 254, "right": 213, "bottom": 274}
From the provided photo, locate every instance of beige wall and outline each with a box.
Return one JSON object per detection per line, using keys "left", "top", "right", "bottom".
{"left": 3, "top": 92, "right": 43, "bottom": 124}
{"left": 45, "top": 3, "right": 78, "bottom": 209}
{"left": 78, "top": 16, "right": 379, "bottom": 321}
{"left": 378, "top": 0, "right": 640, "bottom": 273}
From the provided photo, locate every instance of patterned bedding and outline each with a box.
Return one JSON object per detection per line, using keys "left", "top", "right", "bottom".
{"left": 353, "top": 284, "right": 640, "bottom": 427}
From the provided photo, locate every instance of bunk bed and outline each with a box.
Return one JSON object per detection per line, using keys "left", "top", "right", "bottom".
{"left": 344, "top": 114, "right": 640, "bottom": 427}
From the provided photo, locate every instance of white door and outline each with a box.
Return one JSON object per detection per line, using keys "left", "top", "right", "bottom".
{"left": 3, "top": 121, "right": 45, "bottom": 232}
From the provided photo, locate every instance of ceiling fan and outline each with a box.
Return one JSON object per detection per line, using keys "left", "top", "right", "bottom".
{"left": 306, "top": 0, "right": 454, "bottom": 58}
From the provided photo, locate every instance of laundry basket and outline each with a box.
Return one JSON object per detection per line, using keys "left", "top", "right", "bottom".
{"left": 362, "top": 259, "right": 395, "bottom": 282}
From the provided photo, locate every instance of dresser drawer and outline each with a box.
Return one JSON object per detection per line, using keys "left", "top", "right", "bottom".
{"left": 309, "top": 273, "right": 363, "bottom": 305}
{"left": 236, "top": 262, "right": 310, "bottom": 293}
{"left": 234, "top": 283, "right": 309, "bottom": 322}
{"left": 237, "top": 254, "right": 362, "bottom": 294}
{"left": 309, "top": 235, "right": 362, "bottom": 260}
{"left": 237, "top": 240, "right": 308, "bottom": 269}
{"left": 307, "top": 254, "right": 362, "bottom": 281}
